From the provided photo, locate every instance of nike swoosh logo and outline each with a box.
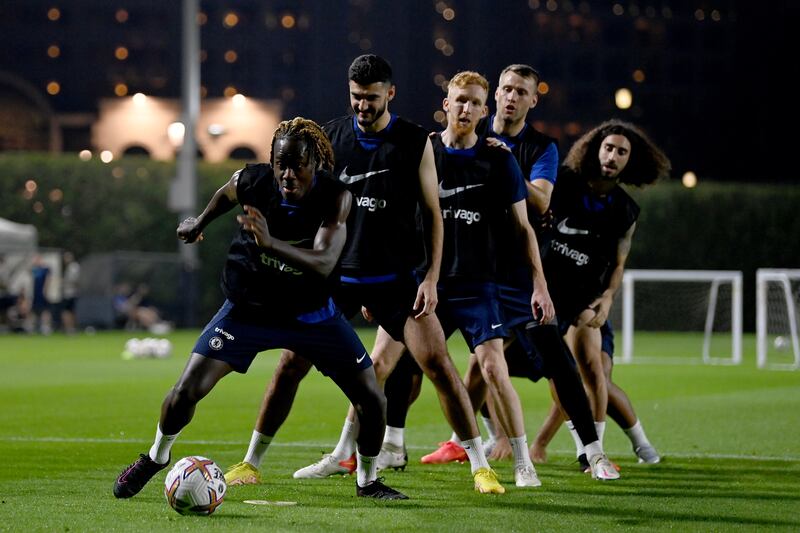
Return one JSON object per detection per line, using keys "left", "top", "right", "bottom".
{"left": 438, "top": 183, "right": 484, "bottom": 198}
{"left": 491, "top": 323, "right": 503, "bottom": 329}
{"left": 356, "top": 351, "right": 367, "bottom": 364}
{"left": 339, "top": 167, "right": 390, "bottom": 185}
{"left": 557, "top": 218, "right": 590, "bottom": 235}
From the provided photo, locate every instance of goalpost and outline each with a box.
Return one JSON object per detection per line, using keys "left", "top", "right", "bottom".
{"left": 756, "top": 269, "right": 800, "bottom": 370}
{"left": 617, "top": 269, "right": 743, "bottom": 365}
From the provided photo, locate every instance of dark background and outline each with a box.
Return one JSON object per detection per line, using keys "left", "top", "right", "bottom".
{"left": 1, "top": 0, "right": 796, "bottom": 182}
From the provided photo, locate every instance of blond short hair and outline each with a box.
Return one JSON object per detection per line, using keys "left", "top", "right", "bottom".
{"left": 448, "top": 71, "right": 490, "bottom": 94}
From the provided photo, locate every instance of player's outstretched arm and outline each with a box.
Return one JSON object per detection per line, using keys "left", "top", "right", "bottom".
{"left": 238, "top": 190, "right": 352, "bottom": 278}
{"left": 509, "top": 199, "right": 555, "bottom": 323}
{"left": 177, "top": 170, "right": 241, "bottom": 244}
{"left": 584, "top": 222, "right": 636, "bottom": 328}
{"left": 413, "top": 137, "right": 442, "bottom": 318}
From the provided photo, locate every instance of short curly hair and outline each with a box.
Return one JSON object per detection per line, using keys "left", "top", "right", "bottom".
{"left": 348, "top": 54, "right": 393, "bottom": 85}
{"left": 271, "top": 117, "right": 335, "bottom": 172}
{"left": 563, "top": 119, "right": 671, "bottom": 186}
{"left": 448, "top": 71, "right": 490, "bottom": 95}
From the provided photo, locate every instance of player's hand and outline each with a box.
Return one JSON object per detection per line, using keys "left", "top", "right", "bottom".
{"left": 485, "top": 136, "right": 511, "bottom": 152}
{"left": 531, "top": 283, "right": 555, "bottom": 324}
{"left": 413, "top": 279, "right": 438, "bottom": 319}
{"left": 533, "top": 209, "right": 555, "bottom": 233}
{"left": 237, "top": 205, "right": 272, "bottom": 248}
{"left": 361, "top": 306, "right": 374, "bottom": 322}
{"left": 177, "top": 217, "right": 204, "bottom": 243}
{"left": 585, "top": 295, "right": 611, "bottom": 328}
{"left": 530, "top": 441, "right": 548, "bottom": 464}
{"left": 488, "top": 437, "right": 513, "bottom": 460}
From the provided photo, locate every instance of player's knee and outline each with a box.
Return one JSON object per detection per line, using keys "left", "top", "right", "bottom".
{"left": 480, "top": 359, "right": 505, "bottom": 386}
{"left": 372, "top": 356, "right": 393, "bottom": 382}
{"left": 274, "top": 353, "right": 311, "bottom": 382}
{"left": 167, "top": 381, "right": 203, "bottom": 408}
{"left": 419, "top": 355, "right": 449, "bottom": 384}
{"left": 355, "top": 388, "right": 387, "bottom": 424}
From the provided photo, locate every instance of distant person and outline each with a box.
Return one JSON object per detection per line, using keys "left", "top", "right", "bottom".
{"left": 0, "top": 256, "right": 17, "bottom": 331}
{"left": 60, "top": 251, "right": 80, "bottom": 334}
{"left": 113, "top": 117, "right": 407, "bottom": 501}
{"left": 30, "top": 254, "right": 52, "bottom": 334}
{"left": 112, "top": 283, "right": 165, "bottom": 332}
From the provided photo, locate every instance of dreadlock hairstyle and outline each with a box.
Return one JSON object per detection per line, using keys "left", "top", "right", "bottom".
{"left": 271, "top": 117, "right": 335, "bottom": 173}
{"left": 563, "top": 119, "right": 671, "bottom": 186}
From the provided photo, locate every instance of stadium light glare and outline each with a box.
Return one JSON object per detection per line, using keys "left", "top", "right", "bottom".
{"left": 615, "top": 88, "right": 633, "bottom": 109}
{"left": 223, "top": 13, "right": 239, "bottom": 28}
{"left": 682, "top": 171, "right": 698, "bottom": 188}
{"left": 100, "top": 150, "right": 114, "bottom": 163}
{"left": 132, "top": 92, "right": 147, "bottom": 105}
{"left": 538, "top": 81, "right": 550, "bottom": 95}
{"left": 208, "top": 124, "right": 226, "bottom": 137}
{"left": 167, "top": 122, "right": 186, "bottom": 147}
{"left": 79, "top": 150, "right": 92, "bottom": 161}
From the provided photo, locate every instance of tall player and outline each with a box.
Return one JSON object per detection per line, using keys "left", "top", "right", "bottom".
{"left": 431, "top": 70, "right": 556, "bottom": 487}
{"left": 112, "top": 118, "right": 406, "bottom": 500}
{"left": 224, "top": 55, "right": 504, "bottom": 494}
{"left": 529, "top": 121, "right": 669, "bottom": 468}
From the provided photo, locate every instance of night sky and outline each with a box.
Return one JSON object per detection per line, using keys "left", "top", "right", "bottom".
{"left": 0, "top": 0, "right": 795, "bottom": 183}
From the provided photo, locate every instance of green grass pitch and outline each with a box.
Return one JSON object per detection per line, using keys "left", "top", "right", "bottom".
{"left": 1, "top": 329, "right": 799, "bottom": 531}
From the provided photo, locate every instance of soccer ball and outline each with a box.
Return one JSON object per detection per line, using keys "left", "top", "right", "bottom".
{"left": 773, "top": 336, "right": 790, "bottom": 351}
{"left": 121, "top": 337, "right": 173, "bottom": 359}
{"left": 164, "top": 456, "right": 227, "bottom": 516}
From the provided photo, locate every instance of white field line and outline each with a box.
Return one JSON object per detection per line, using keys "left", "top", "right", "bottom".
{"left": 3, "top": 436, "right": 800, "bottom": 462}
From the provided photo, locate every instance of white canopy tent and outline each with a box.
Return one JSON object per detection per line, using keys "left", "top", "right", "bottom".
{"left": 0, "top": 217, "right": 38, "bottom": 252}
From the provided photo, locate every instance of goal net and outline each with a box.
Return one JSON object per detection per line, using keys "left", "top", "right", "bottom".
{"left": 609, "top": 269, "right": 743, "bottom": 365}
{"left": 756, "top": 269, "right": 800, "bottom": 370}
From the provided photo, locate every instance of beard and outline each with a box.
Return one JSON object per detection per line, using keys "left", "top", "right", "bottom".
{"left": 354, "top": 100, "right": 388, "bottom": 128}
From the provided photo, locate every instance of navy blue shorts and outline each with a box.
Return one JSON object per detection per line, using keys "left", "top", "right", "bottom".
{"left": 193, "top": 300, "right": 371, "bottom": 376}
{"left": 497, "top": 283, "right": 536, "bottom": 330}
{"left": 437, "top": 282, "right": 506, "bottom": 352}
{"left": 601, "top": 320, "right": 615, "bottom": 358}
{"left": 336, "top": 272, "right": 418, "bottom": 342}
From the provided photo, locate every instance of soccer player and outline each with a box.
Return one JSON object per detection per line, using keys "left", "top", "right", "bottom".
{"left": 530, "top": 119, "right": 670, "bottom": 468}
{"left": 381, "top": 65, "right": 620, "bottom": 481}
{"left": 425, "top": 70, "right": 554, "bottom": 487}
{"left": 112, "top": 117, "right": 407, "bottom": 501}
{"left": 470, "top": 63, "right": 559, "bottom": 455}
{"left": 224, "top": 55, "right": 504, "bottom": 494}
{"left": 530, "top": 321, "right": 661, "bottom": 465}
